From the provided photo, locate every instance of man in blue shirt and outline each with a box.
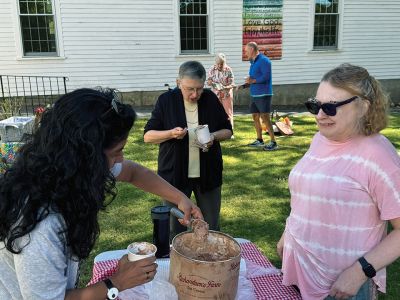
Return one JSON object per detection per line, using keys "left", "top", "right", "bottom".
{"left": 244, "top": 42, "right": 277, "bottom": 151}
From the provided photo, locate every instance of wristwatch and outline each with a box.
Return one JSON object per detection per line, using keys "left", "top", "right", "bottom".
{"left": 358, "top": 257, "right": 376, "bottom": 278}
{"left": 104, "top": 278, "right": 119, "bottom": 300}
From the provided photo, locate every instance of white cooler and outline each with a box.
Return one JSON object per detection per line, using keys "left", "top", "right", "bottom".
{"left": 0, "top": 116, "right": 34, "bottom": 142}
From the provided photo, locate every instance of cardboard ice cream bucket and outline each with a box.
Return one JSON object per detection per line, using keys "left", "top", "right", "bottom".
{"left": 169, "top": 231, "right": 241, "bottom": 300}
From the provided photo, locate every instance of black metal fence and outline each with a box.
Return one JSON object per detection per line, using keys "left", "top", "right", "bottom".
{"left": 0, "top": 75, "right": 68, "bottom": 118}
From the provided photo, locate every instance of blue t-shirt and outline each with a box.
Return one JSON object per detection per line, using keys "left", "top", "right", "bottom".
{"left": 249, "top": 53, "right": 273, "bottom": 97}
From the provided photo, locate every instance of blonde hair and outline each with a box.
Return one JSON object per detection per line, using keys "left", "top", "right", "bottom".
{"left": 321, "top": 63, "right": 389, "bottom": 135}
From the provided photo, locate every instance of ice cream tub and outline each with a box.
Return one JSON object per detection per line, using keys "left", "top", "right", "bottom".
{"left": 169, "top": 231, "right": 241, "bottom": 300}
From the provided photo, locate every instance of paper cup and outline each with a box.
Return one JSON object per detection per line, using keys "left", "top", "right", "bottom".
{"left": 127, "top": 242, "right": 157, "bottom": 262}
{"left": 195, "top": 125, "right": 211, "bottom": 144}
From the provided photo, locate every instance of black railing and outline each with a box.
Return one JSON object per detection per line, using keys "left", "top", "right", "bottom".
{"left": 0, "top": 75, "right": 68, "bottom": 118}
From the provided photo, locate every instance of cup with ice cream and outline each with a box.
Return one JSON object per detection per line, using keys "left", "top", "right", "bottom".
{"left": 194, "top": 124, "right": 211, "bottom": 144}
{"left": 127, "top": 242, "right": 157, "bottom": 261}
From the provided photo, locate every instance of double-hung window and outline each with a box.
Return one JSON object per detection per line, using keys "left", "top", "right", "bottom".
{"left": 313, "top": 0, "right": 339, "bottom": 49}
{"left": 18, "top": 0, "right": 58, "bottom": 56}
{"left": 179, "top": 0, "right": 209, "bottom": 54}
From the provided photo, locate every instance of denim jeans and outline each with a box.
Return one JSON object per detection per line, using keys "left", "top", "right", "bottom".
{"left": 324, "top": 279, "right": 377, "bottom": 300}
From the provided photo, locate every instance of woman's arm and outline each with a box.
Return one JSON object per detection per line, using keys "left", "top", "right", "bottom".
{"left": 143, "top": 127, "right": 187, "bottom": 144}
{"left": 207, "top": 67, "right": 215, "bottom": 87}
{"left": 329, "top": 218, "right": 400, "bottom": 299}
{"left": 65, "top": 281, "right": 109, "bottom": 300}
{"left": 224, "top": 68, "right": 234, "bottom": 89}
{"left": 362, "top": 218, "right": 400, "bottom": 272}
{"left": 211, "top": 129, "right": 232, "bottom": 142}
{"left": 115, "top": 160, "right": 203, "bottom": 224}
{"left": 276, "top": 231, "right": 285, "bottom": 260}
{"left": 204, "top": 129, "right": 232, "bottom": 148}
{"left": 65, "top": 256, "right": 157, "bottom": 300}
{"left": 13, "top": 216, "right": 156, "bottom": 300}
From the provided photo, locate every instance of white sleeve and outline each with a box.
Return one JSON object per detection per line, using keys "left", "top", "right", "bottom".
{"left": 14, "top": 216, "right": 69, "bottom": 300}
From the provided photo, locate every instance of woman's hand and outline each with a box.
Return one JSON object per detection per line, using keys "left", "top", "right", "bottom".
{"left": 110, "top": 255, "right": 158, "bottom": 291}
{"left": 328, "top": 263, "right": 367, "bottom": 299}
{"left": 177, "top": 196, "right": 203, "bottom": 226}
{"left": 192, "top": 138, "right": 207, "bottom": 152}
{"left": 205, "top": 133, "right": 215, "bottom": 149}
{"left": 192, "top": 133, "right": 215, "bottom": 152}
{"left": 277, "top": 233, "right": 285, "bottom": 260}
{"left": 170, "top": 127, "right": 187, "bottom": 140}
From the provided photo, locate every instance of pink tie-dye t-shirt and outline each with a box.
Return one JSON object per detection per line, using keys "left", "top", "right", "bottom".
{"left": 282, "top": 132, "right": 400, "bottom": 300}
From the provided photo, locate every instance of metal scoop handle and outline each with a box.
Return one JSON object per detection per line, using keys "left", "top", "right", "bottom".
{"left": 170, "top": 207, "right": 193, "bottom": 229}
{"left": 170, "top": 207, "right": 184, "bottom": 219}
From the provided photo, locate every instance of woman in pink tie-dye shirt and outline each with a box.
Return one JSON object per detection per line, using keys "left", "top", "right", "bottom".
{"left": 277, "top": 64, "right": 400, "bottom": 300}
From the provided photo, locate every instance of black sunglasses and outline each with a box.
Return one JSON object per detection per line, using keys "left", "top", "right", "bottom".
{"left": 305, "top": 96, "right": 358, "bottom": 116}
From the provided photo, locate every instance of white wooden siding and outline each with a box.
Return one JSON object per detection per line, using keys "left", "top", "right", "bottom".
{"left": 0, "top": 0, "right": 399, "bottom": 92}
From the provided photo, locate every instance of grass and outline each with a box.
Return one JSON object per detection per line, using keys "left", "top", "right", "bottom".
{"left": 79, "top": 112, "right": 400, "bottom": 299}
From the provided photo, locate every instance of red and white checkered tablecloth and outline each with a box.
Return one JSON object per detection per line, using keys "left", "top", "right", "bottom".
{"left": 240, "top": 242, "right": 301, "bottom": 300}
{"left": 88, "top": 259, "right": 119, "bottom": 286}
{"left": 88, "top": 242, "right": 301, "bottom": 300}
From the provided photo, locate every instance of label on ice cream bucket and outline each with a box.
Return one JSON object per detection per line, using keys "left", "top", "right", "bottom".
{"left": 178, "top": 273, "right": 222, "bottom": 289}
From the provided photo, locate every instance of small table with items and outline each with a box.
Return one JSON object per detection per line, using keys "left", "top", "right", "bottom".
{"left": 88, "top": 238, "right": 301, "bottom": 300}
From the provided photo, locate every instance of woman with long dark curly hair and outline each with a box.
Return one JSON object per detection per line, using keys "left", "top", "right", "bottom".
{"left": 0, "top": 88, "right": 202, "bottom": 300}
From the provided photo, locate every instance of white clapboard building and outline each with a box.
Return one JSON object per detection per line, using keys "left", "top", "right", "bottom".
{"left": 0, "top": 0, "right": 399, "bottom": 106}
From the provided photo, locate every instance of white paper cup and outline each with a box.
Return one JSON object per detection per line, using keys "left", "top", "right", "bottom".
{"left": 127, "top": 242, "right": 157, "bottom": 262}
{"left": 195, "top": 125, "right": 211, "bottom": 144}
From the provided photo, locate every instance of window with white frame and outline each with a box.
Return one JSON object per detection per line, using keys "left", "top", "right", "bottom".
{"left": 179, "top": 0, "right": 209, "bottom": 54}
{"left": 18, "top": 0, "right": 58, "bottom": 56}
{"left": 313, "top": 0, "right": 339, "bottom": 49}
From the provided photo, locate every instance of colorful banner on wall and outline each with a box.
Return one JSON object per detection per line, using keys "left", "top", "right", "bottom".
{"left": 242, "top": 0, "right": 283, "bottom": 60}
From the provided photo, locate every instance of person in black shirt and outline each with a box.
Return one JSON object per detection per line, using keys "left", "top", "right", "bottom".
{"left": 144, "top": 61, "right": 232, "bottom": 239}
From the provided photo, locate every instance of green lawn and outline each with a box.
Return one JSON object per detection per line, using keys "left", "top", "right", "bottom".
{"left": 80, "top": 112, "right": 400, "bottom": 299}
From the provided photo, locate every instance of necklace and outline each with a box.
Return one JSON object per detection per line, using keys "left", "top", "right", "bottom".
{"left": 185, "top": 106, "right": 198, "bottom": 113}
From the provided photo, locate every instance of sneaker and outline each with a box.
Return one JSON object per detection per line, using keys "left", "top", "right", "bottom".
{"left": 263, "top": 141, "right": 278, "bottom": 151}
{"left": 248, "top": 140, "right": 264, "bottom": 147}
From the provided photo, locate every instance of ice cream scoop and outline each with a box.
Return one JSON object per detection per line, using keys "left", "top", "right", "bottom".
{"left": 170, "top": 207, "right": 192, "bottom": 228}
{"left": 170, "top": 207, "right": 208, "bottom": 234}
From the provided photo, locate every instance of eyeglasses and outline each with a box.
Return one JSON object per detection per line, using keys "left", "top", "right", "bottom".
{"left": 101, "top": 91, "right": 122, "bottom": 118}
{"left": 304, "top": 96, "right": 358, "bottom": 116}
{"left": 180, "top": 85, "right": 204, "bottom": 95}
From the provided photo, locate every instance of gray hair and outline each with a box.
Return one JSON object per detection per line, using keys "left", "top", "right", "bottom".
{"left": 215, "top": 53, "right": 226, "bottom": 64}
{"left": 178, "top": 61, "right": 206, "bottom": 82}
{"left": 246, "top": 42, "right": 258, "bottom": 51}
